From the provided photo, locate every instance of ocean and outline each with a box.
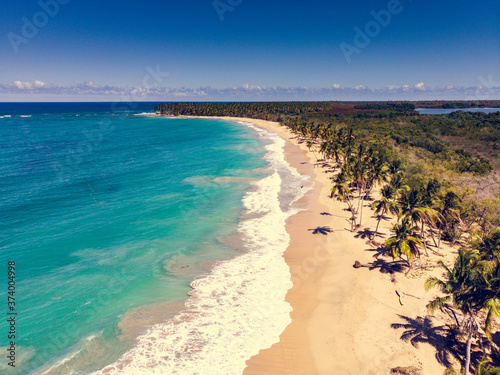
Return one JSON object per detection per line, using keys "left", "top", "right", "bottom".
{"left": 0, "top": 103, "right": 311, "bottom": 374}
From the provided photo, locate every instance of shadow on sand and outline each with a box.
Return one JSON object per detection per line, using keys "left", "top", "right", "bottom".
{"left": 308, "top": 226, "right": 333, "bottom": 235}
{"left": 392, "top": 315, "right": 464, "bottom": 368}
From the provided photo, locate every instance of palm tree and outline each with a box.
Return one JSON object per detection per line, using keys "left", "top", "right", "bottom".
{"left": 445, "top": 359, "right": 500, "bottom": 375}
{"left": 319, "top": 141, "right": 330, "bottom": 161}
{"left": 438, "top": 191, "right": 463, "bottom": 246}
{"left": 364, "top": 159, "right": 389, "bottom": 200}
{"left": 352, "top": 159, "right": 369, "bottom": 226}
{"left": 426, "top": 250, "right": 478, "bottom": 375}
{"left": 473, "top": 230, "right": 500, "bottom": 262}
{"left": 384, "top": 218, "right": 423, "bottom": 272}
{"left": 331, "top": 172, "right": 356, "bottom": 231}
{"left": 154, "top": 103, "right": 168, "bottom": 115}
{"left": 426, "top": 250, "right": 500, "bottom": 375}
{"left": 398, "top": 188, "right": 440, "bottom": 256}
{"left": 306, "top": 140, "right": 319, "bottom": 161}
{"left": 475, "top": 358, "right": 500, "bottom": 374}
{"left": 371, "top": 185, "right": 398, "bottom": 238}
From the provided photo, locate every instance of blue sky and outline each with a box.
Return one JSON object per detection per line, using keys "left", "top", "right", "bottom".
{"left": 1, "top": 0, "right": 499, "bottom": 101}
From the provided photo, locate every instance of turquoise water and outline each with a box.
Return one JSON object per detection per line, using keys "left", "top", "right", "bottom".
{"left": 0, "top": 104, "right": 270, "bottom": 374}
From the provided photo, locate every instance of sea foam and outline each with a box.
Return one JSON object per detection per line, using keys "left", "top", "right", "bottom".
{"left": 91, "top": 122, "right": 311, "bottom": 375}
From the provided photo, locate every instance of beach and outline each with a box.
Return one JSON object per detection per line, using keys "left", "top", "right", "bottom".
{"left": 200, "top": 117, "right": 451, "bottom": 374}
{"left": 2, "top": 106, "right": 457, "bottom": 374}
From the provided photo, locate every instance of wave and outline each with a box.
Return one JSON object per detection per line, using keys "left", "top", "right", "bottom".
{"left": 39, "top": 334, "right": 100, "bottom": 375}
{"left": 133, "top": 112, "right": 157, "bottom": 117}
{"left": 20, "top": 115, "right": 32, "bottom": 118}
{"left": 91, "top": 122, "right": 312, "bottom": 374}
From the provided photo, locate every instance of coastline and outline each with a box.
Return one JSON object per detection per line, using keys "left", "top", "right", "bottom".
{"left": 190, "top": 117, "right": 449, "bottom": 374}
{"left": 89, "top": 116, "right": 312, "bottom": 375}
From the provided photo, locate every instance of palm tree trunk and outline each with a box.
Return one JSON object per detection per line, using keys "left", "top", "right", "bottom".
{"left": 360, "top": 189, "right": 365, "bottom": 227}
{"left": 444, "top": 306, "right": 460, "bottom": 327}
{"left": 374, "top": 207, "right": 385, "bottom": 238}
{"left": 348, "top": 199, "right": 355, "bottom": 232}
{"left": 346, "top": 196, "right": 357, "bottom": 228}
{"left": 421, "top": 220, "right": 429, "bottom": 257}
{"left": 464, "top": 329, "right": 473, "bottom": 375}
{"left": 357, "top": 187, "right": 363, "bottom": 226}
{"left": 429, "top": 227, "right": 438, "bottom": 247}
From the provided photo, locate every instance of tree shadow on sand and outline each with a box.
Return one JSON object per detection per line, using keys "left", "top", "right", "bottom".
{"left": 355, "top": 228, "right": 381, "bottom": 240}
{"left": 354, "top": 258, "right": 407, "bottom": 274}
{"left": 391, "top": 315, "right": 468, "bottom": 368}
{"left": 308, "top": 226, "right": 333, "bottom": 235}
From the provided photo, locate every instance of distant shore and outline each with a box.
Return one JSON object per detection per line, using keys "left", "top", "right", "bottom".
{"left": 182, "top": 116, "right": 451, "bottom": 374}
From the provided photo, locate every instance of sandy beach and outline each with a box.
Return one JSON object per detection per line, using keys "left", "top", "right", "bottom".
{"left": 187, "top": 117, "right": 452, "bottom": 374}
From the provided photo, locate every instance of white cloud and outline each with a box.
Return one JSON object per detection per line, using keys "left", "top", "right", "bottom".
{"left": 13, "top": 81, "right": 32, "bottom": 89}
{"left": 414, "top": 82, "right": 425, "bottom": 90}
{"left": 1, "top": 80, "right": 499, "bottom": 101}
{"left": 33, "top": 80, "right": 45, "bottom": 88}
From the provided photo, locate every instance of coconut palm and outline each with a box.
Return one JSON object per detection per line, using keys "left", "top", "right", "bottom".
{"left": 371, "top": 185, "right": 398, "bottom": 238}
{"left": 474, "top": 230, "right": 500, "bottom": 262}
{"left": 438, "top": 191, "right": 463, "bottom": 246}
{"left": 398, "top": 188, "right": 440, "bottom": 256}
{"left": 384, "top": 218, "right": 423, "bottom": 272}
{"left": 331, "top": 172, "right": 356, "bottom": 231}
{"left": 475, "top": 359, "right": 500, "bottom": 375}
{"left": 364, "top": 159, "right": 389, "bottom": 199}
{"left": 426, "top": 250, "right": 500, "bottom": 375}
{"left": 306, "top": 140, "right": 319, "bottom": 161}
{"left": 351, "top": 159, "right": 369, "bottom": 226}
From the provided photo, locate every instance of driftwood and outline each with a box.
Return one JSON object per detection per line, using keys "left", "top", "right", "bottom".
{"left": 395, "top": 290, "right": 404, "bottom": 305}
{"left": 402, "top": 292, "right": 421, "bottom": 300}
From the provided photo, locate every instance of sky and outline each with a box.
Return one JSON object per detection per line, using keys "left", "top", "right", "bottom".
{"left": 0, "top": 0, "right": 499, "bottom": 101}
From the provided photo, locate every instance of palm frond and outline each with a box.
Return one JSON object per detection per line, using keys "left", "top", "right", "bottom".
{"left": 427, "top": 296, "right": 450, "bottom": 314}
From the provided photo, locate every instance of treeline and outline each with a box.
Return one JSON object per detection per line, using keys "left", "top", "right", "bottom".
{"left": 409, "top": 100, "right": 500, "bottom": 109}
{"left": 353, "top": 102, "right": 415, "bottom": 111}
{"left": 154, "top": 101, "right": 338, "bottom": 118}
{"left": 154, "top": 102, "right": 498, "bottom": 172}
{"left": 305, "top": 113, "right": 498, "bottom": 176}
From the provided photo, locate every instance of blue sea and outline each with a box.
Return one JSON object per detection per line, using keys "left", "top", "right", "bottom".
{"left": 0, "top": 103, "right": 311, "bottom": 374}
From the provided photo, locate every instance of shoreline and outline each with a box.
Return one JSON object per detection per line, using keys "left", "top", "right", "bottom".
{"left": 190, "top": 116, "right": 449, "bottom": 374}
{"left": 90, "top": 116, "right": 312, "bottom": 374}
